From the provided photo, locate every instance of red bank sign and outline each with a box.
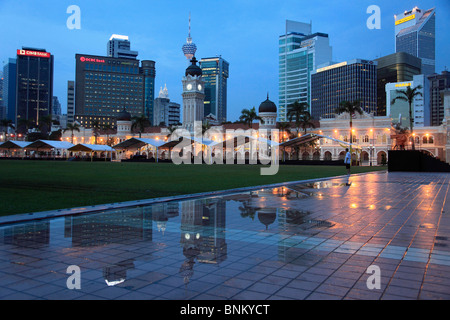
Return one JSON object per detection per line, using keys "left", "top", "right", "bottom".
{"left": 17, "top": 49, "right": 51, "bottom": 58}
{"left": 79, "top": 56, "right": 105, "bottom": 63}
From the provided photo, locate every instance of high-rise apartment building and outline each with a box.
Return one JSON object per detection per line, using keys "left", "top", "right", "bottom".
{"left": 200, "top": 57, "right": 229, "bottom": 124}
{"left": 279, "top": 20, "right": 332, "bottom": 122}
{"left": 395, "top": 7, "right": 436, "bottom": 76}
{"left": 74, "top": 53, "right": 144, "bottom": 128}
{"left": 428, "top": 71, "right": 450, "bottom": 126}
{"left": 15, "top": 47, "right": 54, "bottom": 130}
{"left": 67, "top": 81, "right": 75, "bottom": 124}
{"left": 375, "top": 52, "right": 422, "bottom": 116}
{"left": 153, "top": 84, "right": 181, "bottom": 127}
{"left": 107, "top": 34, "right": 138, "bottom": 60}
{"left": 311, "top": 59, "right": 378, "bottom": 120}
{"left": 2, "top": 59, "right": 16, "bottom": 122}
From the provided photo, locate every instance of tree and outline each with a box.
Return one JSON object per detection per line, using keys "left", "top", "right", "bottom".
{"left": 298, "top": 111, "right": 316, "bottom": 134}
{"left": 277, "top": 122, "right": 291, "bottom": 142}
{"left": 131, "top": 115, "right": 150, "bottom": 138}
{"left": 39, "top": 114, "right": 53, "bottom": 135}
{"left": 391, "top": 85, "right": 423, "bottom": 150}
{"left": 335, "top": 100, "right": 364, "bottom": 164}
{"left": 239, "top": 107, "right": 263, "bottom": 129}
{"left": 102, "top": 124, "right": 115, "bottom": 146}
{"left": 287, "top": 101, "right": 309, "bottom": 135}
{"left": 0, "top": 119, "right": 15, "bottom": 141}
{"left": 63, "top": 122, "right": 81, "bottom": 144}
{"left": 91, "top": 120, "right": 101, "bottom": 144}
{"left": 17, "top": 118, "right": 35, "bottom": 136}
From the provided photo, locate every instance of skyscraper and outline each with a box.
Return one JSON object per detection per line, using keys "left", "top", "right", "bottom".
{"left": 375, "top": 52, "right": 422, "bottom": 116}
{"left": 200, "top": 57, "right": 229, "bottom": 124}
{"left": 15, "top": 47, "right": 54, "bottom": 130}
{"left": 428, "top": 71, "right": 450, "bottom": 126}
{"left": 278, "top": 20, "right": 333, "bottom": 122}
{"left": 141, "top": 60, "right": 156, "bottom": 124}
{"left": 311, "top": 59, "right": 378, "bottom": 120}
{"left": 74, "top": 53, "right": 144, "bottom": 128}
{"left": 107, "top": 34, "right": 138, "bottom": 59}
{"left": 395, "top": 7, "right": 436, "bottom": 76}
{"left": 67, "top": 80, "right": 75, "bottom": 124}
{"left": 52, "top": 96, "right": 61, "bottom": 116}
{"left": 0, "top": 71, "right": 4, "bottom": 119}
{"left": 3, "top": 58, "right": 17, "bottom": 122}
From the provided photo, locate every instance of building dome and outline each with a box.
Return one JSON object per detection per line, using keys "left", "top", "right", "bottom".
{"left": 117, "top": 108, "right": 131, "bottom": 121}
{"left": 185, "top": 57, "right": 202, "bottom": 77}
{"left": 259, "top": 95, "right": 277, "bottom": 113}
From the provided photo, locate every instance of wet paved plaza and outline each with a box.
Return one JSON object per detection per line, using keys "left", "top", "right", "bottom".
{"left": 1, "top": 170, "right": 450, "bottom": 300}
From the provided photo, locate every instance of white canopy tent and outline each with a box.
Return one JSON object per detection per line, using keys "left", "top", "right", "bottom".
{"left": 24, "top": 140, "right": 74, "bottom": 159}
{"left": 68, "top": 143, "right": 116, "bottom": 161}
{"left": 0, "top": 141, "right": 32, "bottom": 158}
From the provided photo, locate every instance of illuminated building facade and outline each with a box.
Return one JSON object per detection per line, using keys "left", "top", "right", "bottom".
{"left": 15, "top": 47, "right": 54, "bottom": 130}
{"left": 375, "top": 52, "right": 422, "bottom": 116}
{"left": 74, "top": 54, "right": 144, "bottom": 128}
{"left": 278, "top": 20, "right": 332, "bottom": 122}
{"left": 200, "top": 57, "right": 229, "bottom": 124}
{"left": 395, "top": 7, "right": 436, "bottom": 76}
{"left": 310, "top": 59, "right": 377, "bottom": 120}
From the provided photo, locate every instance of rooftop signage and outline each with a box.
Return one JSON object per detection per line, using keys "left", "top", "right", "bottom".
{"left": 395, "top": 14, "right": 415, "bottom": 25}
{"left": 17, "top": 49, "right": 51, "bottom": 58}
{"left": 79, "top": 56, "right": 106, "bottom": 63}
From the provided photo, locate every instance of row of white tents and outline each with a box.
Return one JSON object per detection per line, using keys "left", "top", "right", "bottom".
{"left": 0, "top": 134, "right": 357, "bottom": 161}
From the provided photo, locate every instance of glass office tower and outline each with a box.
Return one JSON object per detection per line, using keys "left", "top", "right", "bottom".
{"left": 311, "top": 59, "right": 378, "bottom": 120}
{"left": 2, "top": 59, "right": 17, "bottom": 122}
{"left": 200, "top": 57, "right": 229, "bottom": 124}
{"left": 15, "top": 47, "right": 54, "bottom": 130}
{"left": 395, "top": 7, "right": 436, "bottom": 76}
{"left": 375, "top": 52, "right": 422, "bottom": 116}
{"left": 74, "top": 54, "right": 144, "bottom": 128}
{"left": 278, "top": 20, "right": 332, "bottom": 122}
{"left": 141, "top": 60, "right": 156, "bottom": 124}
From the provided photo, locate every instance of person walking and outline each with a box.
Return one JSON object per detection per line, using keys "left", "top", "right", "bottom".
{"left": 344, "top": 148, "right": 351, "bottom": 175}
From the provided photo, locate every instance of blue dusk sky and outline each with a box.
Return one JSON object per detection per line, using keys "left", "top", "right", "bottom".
{"left": 0, "top": 0, "right": 449, "bottom": 122}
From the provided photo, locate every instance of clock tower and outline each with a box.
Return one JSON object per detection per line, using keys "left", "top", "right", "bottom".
{"left": 182, "top": 57, "right": 205, "bottom": 133}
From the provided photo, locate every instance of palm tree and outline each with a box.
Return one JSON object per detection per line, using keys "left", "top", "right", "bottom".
{"left": 239, "top": 107, "right": 263, "bottom": 129}
{"left": 335, "top": 100, "right": 363, "bottom": 144}
{"left": 166, "top": 125, "right": 177, "bottom": 141}
{"left": 391, "top": 85, "right": 423, "bottom": 150}
{"left": 102, "top": 124, "right": 115, "bottom": 146}
{"left": 277, "top": 122, "right": 291, "bottom": 142}
{"left": 91, "top": 120, "right": 101, "bottom": 144}
{"left": 298, "top": 111, "right": 316, "bottom": 134}
{"left": 63, "top": 122, "right": 81, "bottom": 144}
{"left": 202, "top": 120, "right": 211, "bottom": 134}
{"left": 131, "top": 115, "right": 150, "bottom": 138}
{"left": 38, "top": 114, "right": 53, "bottom": 134}
{"left": 0, "top": 119, "right": 14, "bottom": 141}
{"left": 287, "top": 101, "right": 309, "bottom": 135}
{"left": 17, "top": 118, "right": 35, "bottom": 135}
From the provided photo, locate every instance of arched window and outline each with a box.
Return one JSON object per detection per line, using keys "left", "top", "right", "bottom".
{"left": 363, "top": 135, "right": 370, "bottom": 143}
{"left": 428, "top": 136, "right": 434, "bottom": 144}
{"left": 423, "top": 136, "right": 428, "bottom": 144}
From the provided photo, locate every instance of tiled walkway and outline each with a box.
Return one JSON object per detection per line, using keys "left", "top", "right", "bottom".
{"left": 1, "top": 171, "right": 450, "bottom": 300}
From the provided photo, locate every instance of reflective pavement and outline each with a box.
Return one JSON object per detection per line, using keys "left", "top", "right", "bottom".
{"left": 1, "top": 171, "right": 450, "bottom": 300}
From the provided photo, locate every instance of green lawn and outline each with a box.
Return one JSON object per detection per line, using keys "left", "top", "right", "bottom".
{"left": 0, "top": 160, "right": 385, "bottom": 216}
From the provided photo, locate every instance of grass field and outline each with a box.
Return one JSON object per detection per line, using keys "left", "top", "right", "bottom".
{"left": 0, "top": 160, "right": 386, "bottom": 216}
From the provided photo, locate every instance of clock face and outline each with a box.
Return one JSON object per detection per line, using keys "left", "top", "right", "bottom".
{"left": 187, "top": 84, "right": 192, "bottom": 90}
{"left": 197, "top": 84, "right": 202, "bottom": 91}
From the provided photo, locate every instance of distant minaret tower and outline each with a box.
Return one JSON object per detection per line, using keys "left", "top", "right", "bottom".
{"left": 182, "top": 13, "right": 197, "bottom": 61}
